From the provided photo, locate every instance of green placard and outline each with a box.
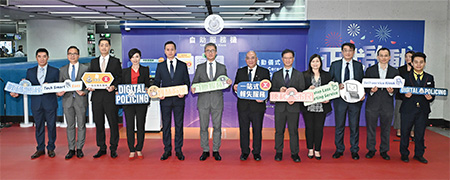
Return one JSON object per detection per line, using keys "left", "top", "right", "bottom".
{"left": 303, "top": 81, "right": 340, "bottom": 106}
{"left": 191, "top": 75, "right": 230, "bottom": 94}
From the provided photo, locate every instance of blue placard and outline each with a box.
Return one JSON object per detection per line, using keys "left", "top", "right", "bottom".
{"left": 400, "top": 86, "right": 448, "bottom": 96}
{"left": 115, "top": 84, "right": 150, "bottom": 105}
{"left": 4, "top": 80, "right": 43, "bottom": 95}
{"left": 236, "top": 81, "right": 271, "bottom": 100}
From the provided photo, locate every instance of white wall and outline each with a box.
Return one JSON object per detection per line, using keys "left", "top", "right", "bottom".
{"left": 307, "top": 0, "right": 449, "bottom": 120}
{"left": 26, "top": 19, "right": 88, "bottom": 60}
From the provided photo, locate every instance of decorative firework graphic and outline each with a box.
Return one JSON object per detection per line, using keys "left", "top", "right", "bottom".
{"left": 307, "top": 20, "right": 424, "bottom": 71}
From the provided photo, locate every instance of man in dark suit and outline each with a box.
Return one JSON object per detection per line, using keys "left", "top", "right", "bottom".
{"left": 87, "top": 38, "right": 122, "bottom": 158}
{"left": 399, "top": 52, "right": 434, "bottom": 164}
{"left": 192, "top": 43, "right": 232, "bottom": 161}
{"left": 10, "top": 48, "right": 59, "bottom": 159}
{"left": 271, "top": 49, "right": 305, "bottom": 162}
{"left": 233, "top": 51, "right": 270, "bottom": 161}
{"left": 364, "top": 48, "right": 399, "bottom": 160}
{"left": 328, "top": 43, "right": 365, "bottom": 160}
{"left": 57, "top": 46, "right": 89, "bottom": 159}
{"left": 154, "top": 41, "right": 190, "bottom": 161}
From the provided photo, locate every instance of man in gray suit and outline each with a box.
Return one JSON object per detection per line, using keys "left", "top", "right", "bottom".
{"left": 192, "top": 43, "right": 232, "bottom": 161}
{"left": 271, "top": 49, "right": 305, "bottom": 162}
{"left": 56, "top": 46, "right": 89, "bottom": 159}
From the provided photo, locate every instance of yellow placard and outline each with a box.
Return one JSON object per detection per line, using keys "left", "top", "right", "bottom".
{"left": 81, "top": 72, "right": 114, "bottom": 89}
{"left": 147, "top": 85, "right": 188, "bottom": 98}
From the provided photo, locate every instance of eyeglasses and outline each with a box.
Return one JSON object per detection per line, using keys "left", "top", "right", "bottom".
{"left": 282, "top": 57, "right": 294, "bottom": 60}
{"left": 67, "top": 53, "right": 79, "bottom": 56}
{"left": 205, "top": 50, "right": 216, "bottom": 53}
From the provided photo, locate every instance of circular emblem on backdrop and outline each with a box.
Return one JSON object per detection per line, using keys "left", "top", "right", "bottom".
{"left": 339, "top": 80, "right": 365, "bottom": 103}
{"left": 260, "top": 79, "right": 272, "bottom": 91}
{"left": 204, "top": 14, "right": 224, "bottom": 35}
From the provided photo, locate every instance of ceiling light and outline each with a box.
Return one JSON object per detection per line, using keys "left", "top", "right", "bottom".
{"left": 0, "top": 19, "right": 12, "bottom": 22}
{"left": 50, "top": 12, "right": 100, "bottom": 15}
{"left": 219, "top": 10, "right": 270, "bottom": 15}
{"left": 127, "top": 5, "right": 186, "bottom": 8}
{"left": 16, "top": 5, "right": 77, "bottom": 8}
{"left": 142, "top": 12, "right": 192, "bottom": 15}
{"left": 219, "top": 3, "right": 280, "bottom": 8}
{"left": 152, "top": 16, "right": 196, "bottom": 19}
{"left": 72, "top": 16, "right": 116, "bottom": 19}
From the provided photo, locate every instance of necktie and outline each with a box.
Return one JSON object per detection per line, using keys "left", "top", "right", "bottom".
{"left": 284, "top": 69, "right": 290, "bottom": 86}
{"left": 344, "top": 62, "right": 350, "bottom": 82}
{"left": 169, "top": 60, "right": 174, "bottom": 79}
{"left": 101, "top": 57, "right": 106, "bottom": 72}
{"left": 416, "top": 73, "right": 422, "bottom": 85}
{"left": 248, "top": 68, "right": 253, "bottom": 81}
{"left": 209, "top": 62, "right": 214, "bottom": 81}
{"left": 71, "top": 65, "right": 76, "bottom": 97}
{"left": 38, "top": 67, "right": 45, "bottom": 85}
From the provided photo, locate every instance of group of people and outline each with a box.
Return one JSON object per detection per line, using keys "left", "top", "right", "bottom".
{"left": 11, "top": 40, "right": 434, "bottom": 164}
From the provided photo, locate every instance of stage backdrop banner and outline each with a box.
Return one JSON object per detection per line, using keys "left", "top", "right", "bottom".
{"left": 121, "top": 22, "right": 309, "bottom": 128}
{"left": 307, "top": 20, "right": 424, "bottom": 126}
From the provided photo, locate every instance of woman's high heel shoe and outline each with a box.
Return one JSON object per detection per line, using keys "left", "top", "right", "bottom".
{"left": 314, "top": 151, "right": 321, "bottom": 160}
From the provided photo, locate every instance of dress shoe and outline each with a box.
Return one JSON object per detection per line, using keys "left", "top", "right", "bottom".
{"left": 401, "top": 155, "right": 409, "bottom": 162}
{"left": 110, "top": 151, "right": 118, "bottom": 158}
{"left": 76, "top": 149, "right": 84, "bottom": 158}
{"left": 314, "top": 151, "right": 321, "bottom": 160}
{"left": 137, "top": 151, "right": 144, "bottom": 159}
{"left": 31, "top": 150, "right": 45, "bottom": 159}
{"left": 332, "top": 151, "right": 343, "bottom": 159}
{"left": 253, "top": 154, "right": 261, "bottom": 161}
{"left": 307, "top": 149, "right": 314, "bottom": 159}
{"left": 93, "top": 150, "right": 106, "bottom": 158}
{"left": 175, "top": 151, "right": 185, "bottom": 160}
{"left": 413, "top": 156, "right": 428, "bottom": 164}
{"left": 213, "top": 151, "right": 222, "bottom": 161}
{"left": 65, "top": 150, "right": 75, "bottom": 160}
{"left": 240, "top": 153, "right": 249, "bottom": 161}
{"left": 291, "top": 154, "right": 301, "bottom": 162}
{"left": 380, "top": 152, "right": 390, "bottom": 160}
{"left": 351, "top": 152, "right": 359, "bottom": 160}
{"left": 274, "top": 153, "right": 282, "bottom": 161}
{"left": 48, "top": 150, "right": 56, "bottom": 158}
{"left": 199, "top": 152, "right": 210, "bottom": 161}
{"left": 365, "top": 151, "right": 375, "bottom": 159}
{"left": 160, "top": 151, "right": 172, "bottom": 160}
{"left": 129, "top": 152, "right": 136, "bottom": 160}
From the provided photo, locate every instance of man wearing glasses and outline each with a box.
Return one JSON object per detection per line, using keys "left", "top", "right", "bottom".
{"left": 192, "top": 43, "right": 232, "bottom": 161}
{"left": 56, "top": 46, "right": 89, "bottom": 159}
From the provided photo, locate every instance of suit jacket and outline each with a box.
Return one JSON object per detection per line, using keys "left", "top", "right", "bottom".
{"left": 153, "top": 59, "right": 190, "bottom": 106}
{"left": 234, "top": 65, "right": 270, "bottom": 112}
{"left": 364, "top": 63, "right": 399, "bottom": 111}
{"left": 271, "top": 68, "right": 305, "bottom": 113}
{"left": 59, "top": 63, "right": 89, "bottom": 108}
{"left": 26, "top": 65, "right": 59, "bottom": 111}
{"left": 400, "top": 71, "right": 435, "bottom": 114}
{"left": 300, "top": 71, "right": 332, "bottom": 114}
{"left": 122, "top": 65, "right": 151, "bottom": 105}
{"left": 88, "top": 56, "right": 122, "bottom": 103}
{"left": 192, "top": 61, "right": 228, "bottom": 109}
{"left": 329, "top": 59, "right": 364, "bottom": 83}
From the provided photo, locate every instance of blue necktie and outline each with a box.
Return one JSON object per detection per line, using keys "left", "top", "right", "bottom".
{"left": 248, "top": 69, "right": 253, "bottom": 81}
{"left": 344, "top": 62, "right": 350, "bottom": 82}
{"left": 285, "top": 69, "right": 290, "bottom": 86}
{"left": 71, "top": 65, "right": 76, "bottom": 97}
{"left": 169, "top": 60, "right": 174, "bottom": 79}
{"left": 38, "top": 67, "right": 45, "bottom": 85}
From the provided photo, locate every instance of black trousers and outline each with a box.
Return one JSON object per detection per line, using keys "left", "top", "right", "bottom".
{"left": 161, "top": 105, "right": 185, "bottom": 152}
{"left": 274, "top": 111, "right": 300, "bottom": 154}
{"left": 400, "top": 108, "right": 428, "bottom": 157}
{"left": 365, "top": 107, "right": 393, "bottom": 153}
{"left": 333, "top": 98, "right": 362, "bottom": 153}
{"left": 124, "top": 104, "right": 148, "bottom": 152}
{"left": 238, "top": 109, "right": 265, "bottom": 155}
{"left": 93, "top": 101, "right": 119, "bottom": 151}
{"left": 302, "top": 111, "right": 326, "bottom": 151}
